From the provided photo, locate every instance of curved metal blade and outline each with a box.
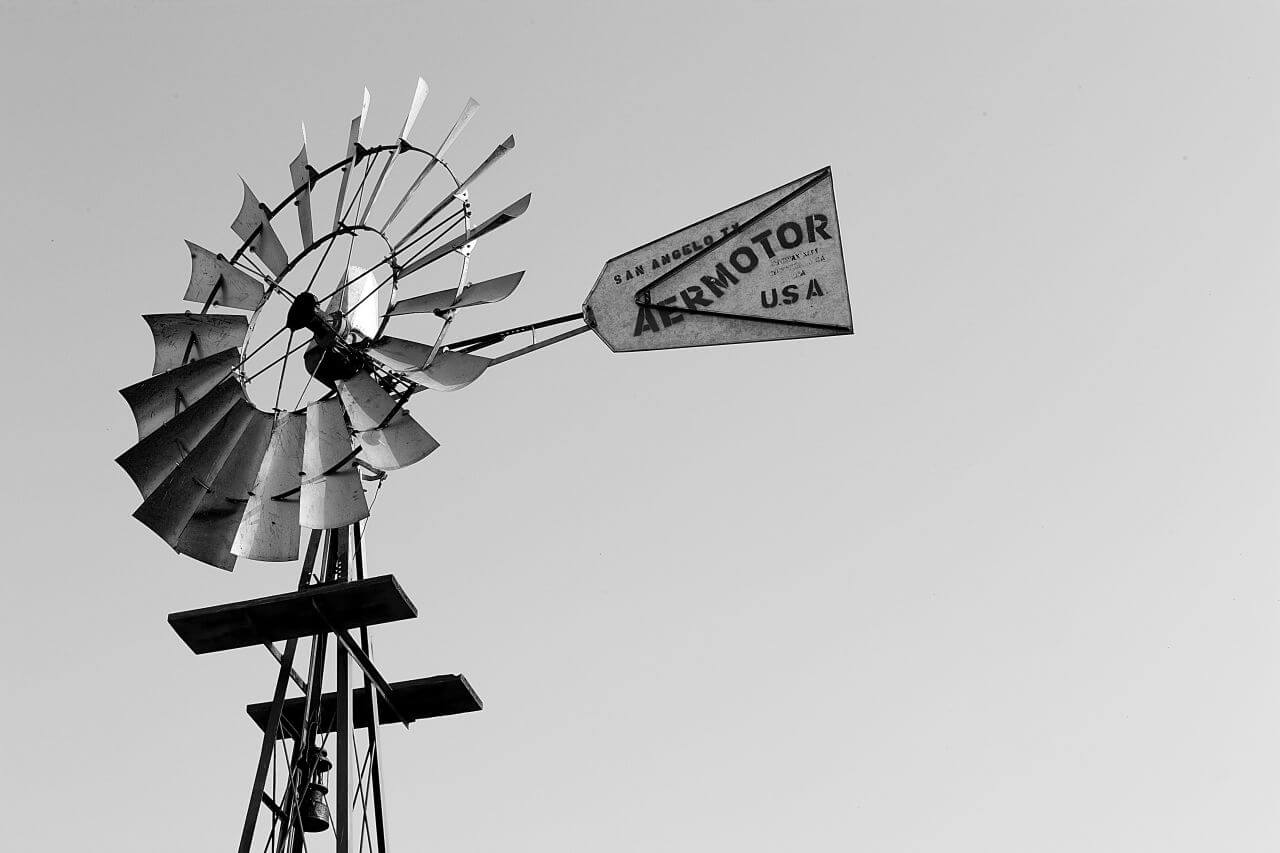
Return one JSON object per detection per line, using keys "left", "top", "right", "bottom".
{"left": 332, "top": 88, "right": 371, "bottom": 230}
{"left": 116, "top": 377, "right": 245, "bottom": 498}
{"left": 336, "top": 372, "right": 438, "bottom": 470}
{"left": 300, "top": 397, "right": 368, "bottom": 529}
{"left": 233, "top": 411, "right": 305, "bottom": 562}
{"left": 175, "top": 408, "right": 273, "bottom": 570}
{"left": 358, "top": 78, "right": 430, "bottom": 226}
{"left": 390, "top": 271, "right": 525, "bottom": 316}
{"left": 231, "top": 181, "right": 290, "bottom": 278}
{"left": 144, "top": 313, "right": 249, "bottom": 375}
{"left": 289, "top": 128, "right": 315, "bottom": 249}
{"left": 120, "top": 347, "right": 241, "bottom": 441}
{"left": 384, "top": 97, "right": 480, "bottom": 230}
{"left": 368, "top": 337, "right": 491, "bottom": 392}
{"left": 400, "top": 194, "right": 531, "bottom": 273}
{"left": 185, "top": 241, "right": 267, "bottom": 311}
{"left": 400, "top": 135, "right": 516, "bottom": 245}
{"left": 132, "top": 400, "right": 257, "bottom": 560}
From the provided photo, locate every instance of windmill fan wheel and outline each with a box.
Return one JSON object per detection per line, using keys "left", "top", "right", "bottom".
{"left": 117, "top": 80, "right": 532, "bottom": 570}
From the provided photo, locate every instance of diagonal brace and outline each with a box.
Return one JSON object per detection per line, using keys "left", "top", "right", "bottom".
{"left": 310, "top": 601, "right": 411, "bottom": 728}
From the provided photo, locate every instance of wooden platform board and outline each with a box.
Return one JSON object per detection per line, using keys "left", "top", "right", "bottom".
{"left": 246, "top": 674, "right": 482, "bottom": 736}
{"left": 168, "top": 576, "right": 417, "bottom": 654}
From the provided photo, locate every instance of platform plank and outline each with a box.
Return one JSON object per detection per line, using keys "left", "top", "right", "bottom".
{"left": 246, "top": 674, "right": 482, "bottom": 736}
{"left": 168, "top": 576, "right": 417, "bottom": 654}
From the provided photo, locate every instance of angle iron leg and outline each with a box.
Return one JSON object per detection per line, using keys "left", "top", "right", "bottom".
{"left": 238, "top": 532, "right": 321, "bottom": 853}
{"left": 354, "top": 522, "right": 389, "bottom": 853}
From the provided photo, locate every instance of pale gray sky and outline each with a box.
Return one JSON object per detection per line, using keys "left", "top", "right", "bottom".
{"left": 2, "top": 2, "right": 1278, "bottom": 850}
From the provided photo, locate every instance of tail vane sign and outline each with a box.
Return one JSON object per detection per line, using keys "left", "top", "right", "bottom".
{"left": 583, "top": 166, "right": 852, "bottom": 352}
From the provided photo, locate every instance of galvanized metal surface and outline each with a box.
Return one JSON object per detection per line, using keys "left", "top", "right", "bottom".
{"left": 231, "top": 181, "right": 291, "bottom": 278}
{"left": 331, "top": 89, "right": 370, "bottom": 231}
{"left": 174, "top": 408, "right": 274, "bottom": 570}
{"left": 144, "top": 313, "right": 249, "bottom": 375}
{"left": 583, "top": 166, "right": 853, "bottom": 352}
{"left": 358, "top": 78, "right": 429, "bottom": 226}
{"left": 369, "top": 336, "right": 491, "bottom": 391}
{"left": 185, "top": 241, "right": 267, "bottom": 310}
{"left": 116, "top": 377, "right": 246, "bottom": 498}
{"left": 288, "top": 135, "right": 315, "bottom": 249}
{"left": 300, "top": 397, "right": 369, "bottom": 529}
{"left": 120, "top": 347, "right": 240, "bottom": 441}
{"left": 336, "top": 372, "right": 438, "bottom": 470}
{"left": 389, "top": 270, "right": 524, "bottom": 316}
{"left": 384, "top": 96, "right": 479, "bottom": 231}
{"left": 233, "top": 412, "right": 306, "bottom": 562}
{"left": 132, "top": 399, "right": 258, "bottom": 555}
{"left": 400, "top": 193, "right": 531, "bottom": 272}
{"left": 401, "top": 135, "right": 515, "bottom": 245}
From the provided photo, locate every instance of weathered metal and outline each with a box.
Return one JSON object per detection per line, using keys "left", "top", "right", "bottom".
{"left": 119, "top": 347, "right": 240, "bottom": 441}
{"left": 132, "top": 400, "right": 260, "bottom": 564}
{"left": 184, "top": 242, "right": 267, "bottom": 311}
{"left": 300, "top": 397, "right": 369, "bottom": 529}
{"left": 331, "top": 88, "right": 370, "bottom": 231}
{"left": 390, "top": 270, "right": 525, "bottom": 316}
{"left": 584, "top": 166, "right": 853, "bottom": 351}
{"left": 231, "top": 181, "right": 290, "bottom": 279}
{"left": 116, "top": 377, "right": 246, "bottom": 498}
{"left": 400, "top": 134, "right": 516, "bottom": 245}
{"left": 288, "top": 132, "right": 315, "bottom": 249}
{"left": 358, "top": 77, "right": 429, "bottom": 226}
{"left": 398, "top": 193, "right": 531, "bottom": 264}
{"left": 384, "top": 96, "right": 479, "bottom": 231}
{"left": 173, "top": 409, "right": 273, "bottom": 570}
{"left": 233, "top": 412, "right": 305, "bottom": 562}
{"left": 144, "top": 313, "right": 249, "bottom": 375}
{"left": 368, "top": 336, "right": 491, "bottom": 391}
{"left": 336, "top": 372, "right": 438, "bottom": 470}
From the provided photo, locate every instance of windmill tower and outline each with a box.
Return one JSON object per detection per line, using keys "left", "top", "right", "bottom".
{"left": 117, "top": 79, "right": 853, "bottom": 852}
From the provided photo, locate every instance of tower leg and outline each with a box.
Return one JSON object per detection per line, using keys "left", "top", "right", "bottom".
{"left": 237, "top": 531, "right": 321, "bottom": 853}
{"left": 354, "top": 523, "right": 390, "bottom": 853}
{"left": 336, "top": 635, "right": 354, "bottom": 853}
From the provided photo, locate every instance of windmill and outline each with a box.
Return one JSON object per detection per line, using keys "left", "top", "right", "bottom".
{"left": 117, "top": 79, "right": 853, "bottom": 853}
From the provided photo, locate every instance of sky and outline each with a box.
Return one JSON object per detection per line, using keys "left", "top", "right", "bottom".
{"left": 1, "top": 1, "right": 1278, "bottom": 850}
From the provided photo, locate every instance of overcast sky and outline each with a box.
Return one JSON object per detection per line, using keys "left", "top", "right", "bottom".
{"left": 2, "top": 2, "right": 1278, "bottom": 851}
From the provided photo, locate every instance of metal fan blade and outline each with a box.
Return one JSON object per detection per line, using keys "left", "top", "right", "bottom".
{"left": 174, "top": 408, "right": 273, "bottom": 570}
{"left": 336, "top": 372, "right": 439, "bottom": 470}
{"left": 368, "top": 337, "right": 491, "bottom": 392}
{"left": 400, "top": 194, "right": 532, "bottom": 273}
{"left": 358, "top": 78, "right": 429, "bottom": 226}
{"left": 401, "top": 135, "right": 516, "bottom": 245}
{"left": 116, "top": 377, "right": 245, "bottom": 498}
{"left": 289, "top": 129, "right": 315, "bottom": 249}
{"left": 332, "top": 88, "right": 371, "bottom": 230}
{"left": 384, "top": 97, "right": 480, "bottom": 230}
{"left": 132, "top": 400, "right": 257, "bottom": 557}
{"left": 185, "top": 241, "right": 267, "bottom": 311}
{"left": 120, "top": 347, "right": 241, "bottom": 441}
{"left": 231, "top": 181, "right": 290, "bottom": 278}
{"left": 390, "top": 271, "right": 525, "bottom": 316}
{"left": 300, "top": 397, "right": 369, "bottom": 529}
{"left": 233, "top": 411, "right": 305, "bottom": 562}
{"left": 144, "top": 313, "right": 249, "bottom": 375}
